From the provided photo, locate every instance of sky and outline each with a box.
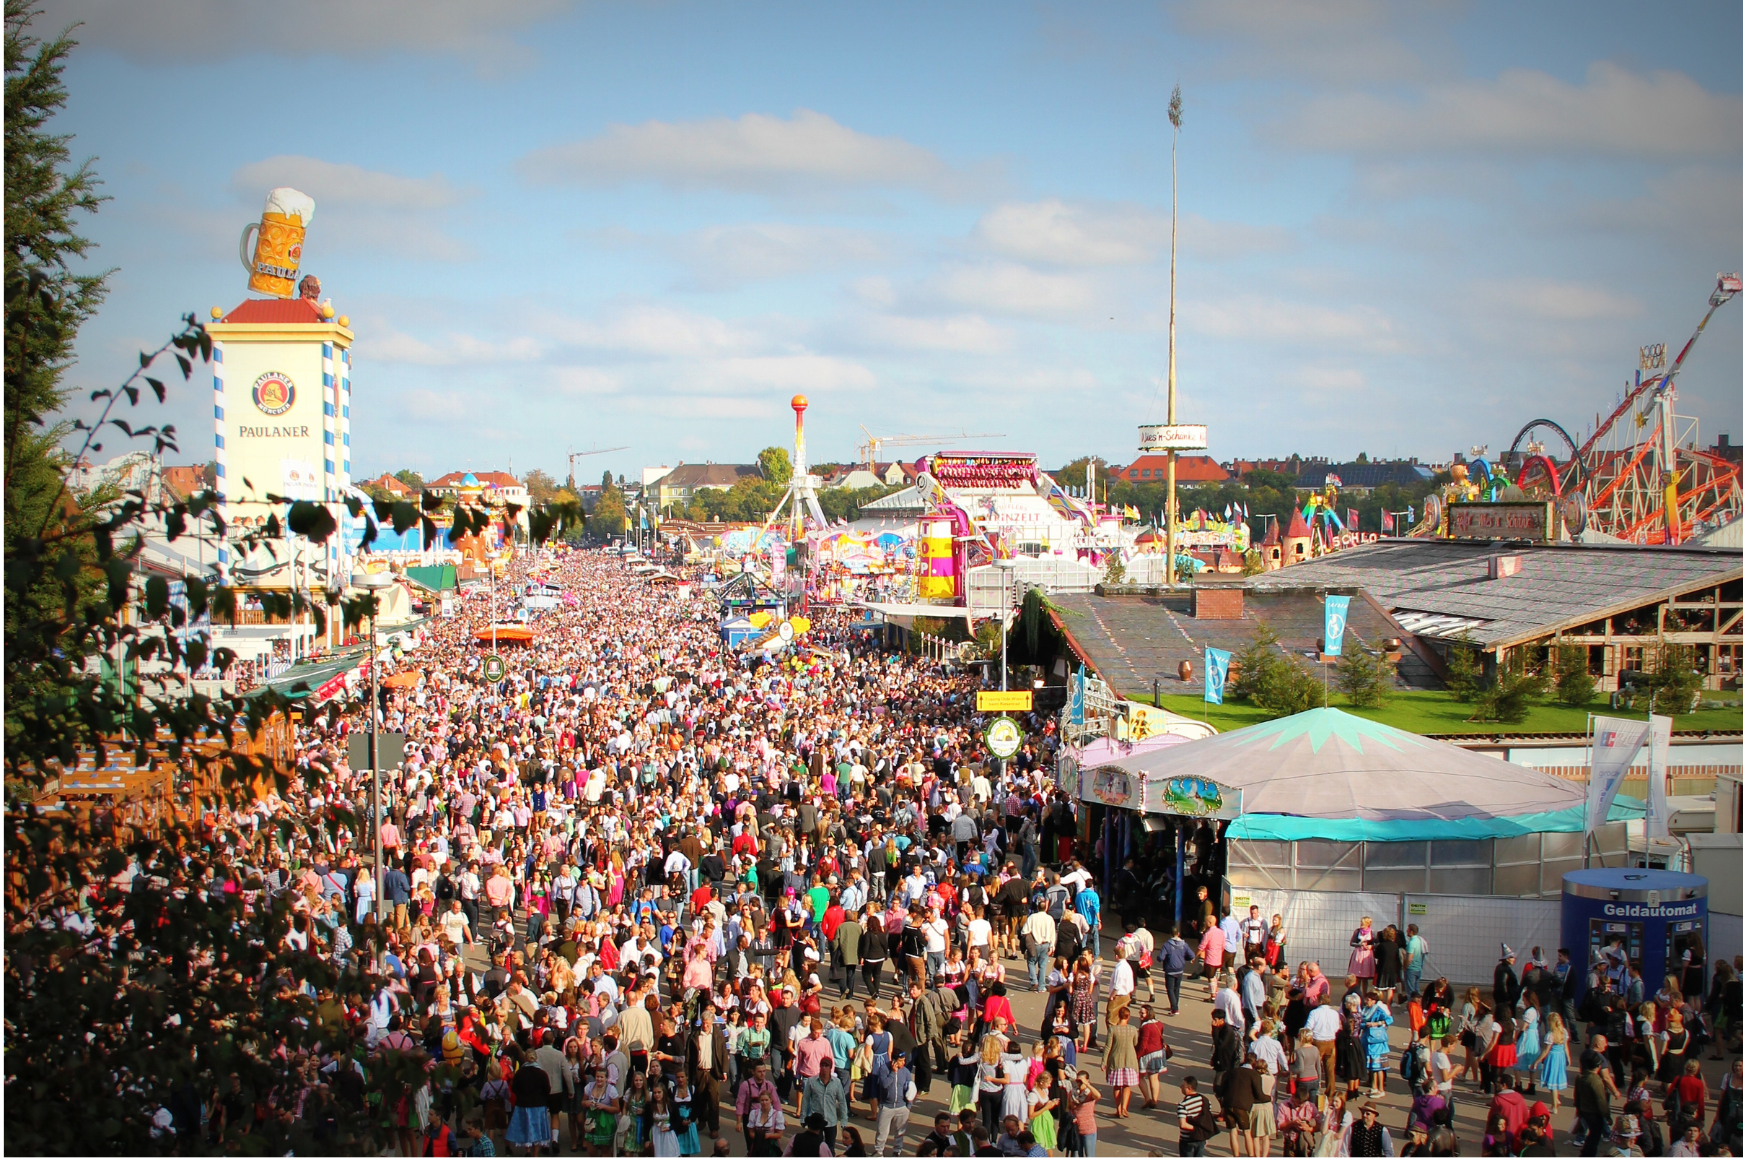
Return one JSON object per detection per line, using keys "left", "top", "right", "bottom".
{"left": 37, "top": 0, "right": 1743, "bottom": 487}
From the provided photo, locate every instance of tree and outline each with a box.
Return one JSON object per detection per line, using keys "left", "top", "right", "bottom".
{"left": 1469, "top": 646, "right": 1549, "bottom": 723}
{"left": 1229, "top": 624, "right": 1322, "bottom": 716}
{"left": 589, "top": 484, "right": 628, "bottom": 538}
{"left": 601, "top": 468, "right": 614, "bottom": 491}
{"left": 1102, "top": 549, "right": 1126, "bottom": 587}
{"left": 758, "top": 445, "right": 792, "bottom": 488}
{"left": 1553, "top": 642, "right": 1595, "bottom": 707}
{"left": 1241, "top": 549, "right": 1265, "bottom": 577}
{"left": 4, "top": 0, "right": 109, "bottom": 478}
{"left": 523, "top": 467, "right": 561, "bottom": 505}
{"left": 1335, "top": 644, "right": 1391, "bottom": 709}
{"left": 1647, "top": 644, "right": 1703, "bottom": 715}
{"left": 392, "top": 468, "right": 424, "bottom": 492}
{"left": 1445, "top": 631, "right": 1483, "bottom": 702}
{"left": 1053, "top": 456, "right": 1106, "bottom": 489}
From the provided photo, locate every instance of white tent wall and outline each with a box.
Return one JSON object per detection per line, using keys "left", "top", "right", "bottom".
{"left": 1228, "top": 888, "right": 1561, "bottom": 988}
{"left": 1713, "top": 912, "right": 1743, "bottom": 969}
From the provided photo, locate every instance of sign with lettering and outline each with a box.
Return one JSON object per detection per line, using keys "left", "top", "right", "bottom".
{"left": 1137, "top": 423, "right": 1209, "bottom": 451}
{"left": 977, "top": 690, "right": 1033, "bottom": 712}
{"left": 984, "top": 716, "right": 1024, "bottom": 759}
{"left": 1446, "top": 501, "right": 1558, "bottom": 542}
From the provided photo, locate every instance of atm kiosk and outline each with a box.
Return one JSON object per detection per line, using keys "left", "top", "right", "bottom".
{"left": 1560, "top": 868, "right": 1708, "bottom": 1001}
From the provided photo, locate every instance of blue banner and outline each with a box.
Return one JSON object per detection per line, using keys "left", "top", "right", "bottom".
{"left": 1204, "top": 647, "right": 1230, "bottom": 705}
{"left": 1068, "top": 667, "right": 1085, "bottom": 726}
{"left": 1323, "top": 594, "right": 1351, "bottom": 657}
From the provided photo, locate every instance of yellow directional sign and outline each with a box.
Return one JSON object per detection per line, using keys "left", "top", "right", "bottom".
{"left": 977, "top": 690, "right": 1033, "bottom": 712}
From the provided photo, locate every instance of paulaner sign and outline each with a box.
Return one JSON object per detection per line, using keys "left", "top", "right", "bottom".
{"left": 1447, "top": 500, "right": 1558, "bottom": 541}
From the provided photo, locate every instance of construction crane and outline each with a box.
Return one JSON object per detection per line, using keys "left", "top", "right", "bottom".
{"left": 566, "top": 445, "right": 629, "bottom": 490}
{"left": 856, "top": 425, "right": 1004, "bottom": 472}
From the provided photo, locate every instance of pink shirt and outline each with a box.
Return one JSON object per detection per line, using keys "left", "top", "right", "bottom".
{"left": 1198, "top": 926, "right": 1225, "bottom": 962}
{"left": 794, "top": 1035, "right": 835, "bottom": 1078}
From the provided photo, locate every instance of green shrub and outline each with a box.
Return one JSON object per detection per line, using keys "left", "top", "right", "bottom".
{"left": 1648, "top": 644, "right": 1703, "bottom": 714}
{"left": 1336, "top": 644, "right": 1391, "bottom": 709}
{"left": 1553, "top": 642, "right": 1595, "bottom": 706}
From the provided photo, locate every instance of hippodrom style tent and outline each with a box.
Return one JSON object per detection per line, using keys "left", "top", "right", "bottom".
{"left": 1109, "top": 707, "right": 1642, "bottom": 843}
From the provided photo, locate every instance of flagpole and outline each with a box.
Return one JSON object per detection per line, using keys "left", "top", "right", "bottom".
{"left": 1583, "top": 711, "right": 1593, "bottom": 867}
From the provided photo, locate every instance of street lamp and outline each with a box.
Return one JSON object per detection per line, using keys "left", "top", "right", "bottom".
{"left": 350, "top": 564, "right": 395, "bottom": 967}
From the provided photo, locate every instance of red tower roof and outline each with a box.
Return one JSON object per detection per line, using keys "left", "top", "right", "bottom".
{"left": 222, "top": 298, "right": 325, "bottom": 324}
{"left": 1285, "top": 509, "right": 1311, "bottom": 538}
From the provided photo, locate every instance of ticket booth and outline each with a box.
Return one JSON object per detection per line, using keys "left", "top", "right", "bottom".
{"left": 1560, "top": 868, "right": 1708, "bottom": 1001}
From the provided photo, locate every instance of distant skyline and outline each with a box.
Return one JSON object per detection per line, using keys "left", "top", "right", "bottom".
{"left": 40, "top": 0, "right": 1743, "bottom": 486}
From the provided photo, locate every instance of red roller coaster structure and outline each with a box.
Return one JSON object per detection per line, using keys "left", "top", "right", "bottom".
{"left": 1505, "top": 272, "right": 1742, "bottom": 544}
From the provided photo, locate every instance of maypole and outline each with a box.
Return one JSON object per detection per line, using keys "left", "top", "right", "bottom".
{"left": 1164, "top": 86, "right": 1182, "bottom": 589}
{"left": 1140, "top": 86, "right": 1207, "bottom": 586}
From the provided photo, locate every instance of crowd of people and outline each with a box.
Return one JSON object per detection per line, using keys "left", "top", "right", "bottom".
{"left": 28, "top": 543, "right": 1743, "bottom": 1157}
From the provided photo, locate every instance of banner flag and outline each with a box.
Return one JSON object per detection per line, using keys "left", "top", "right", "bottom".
{"left": 1204, "top": 647, "right": 1231, "bottom": 705}
{"left": 1586, "top": 715, "right": 1651, "bottom": 834}
{"left": 1644, "top": 714, "right": 1673, "bottom": 841}
{"left": 1382, "top": 510, "right": 1395, "bottom": 533}
{"left": 1323, "top": 595, "right": 1351, "bottom": 656}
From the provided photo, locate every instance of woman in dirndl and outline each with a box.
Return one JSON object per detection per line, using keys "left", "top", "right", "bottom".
{"left": 1348, "top": 916, "right": 1377, "bottom": 994}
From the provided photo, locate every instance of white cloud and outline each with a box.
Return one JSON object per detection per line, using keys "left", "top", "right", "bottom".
{"left": 850, "top": 313, "right": 1011, "bottom": 354}
{"left": 232, "top": 156, "right": 469, "bottom": 212}
{"left": 520, "top": 109, "right": 992, "bottom": 198}
{"left": 1185, "top": 294, "right": 1405, "bottom": 352}
{"left": 1174, "top": 0, "right": 1443, "bottom": 85}
{"left": 535, "top": 305, "right": 759, "bottom": 359}
{"left": 1475, "top": 279, "right": 1643, "bottom": 324}
{"left": 677, "top": 223, "right": 890, "bottom": 288}
{"left": 930, "top": 262, "right": 1099, "bottom": 320}
{"left": 367, "top": 326, "right": 542, "bottom": 366}
{"left": 974, "top": 200, "right": 1292, "bottom": 267}
{"left": 42, "top": 0, "right": 571, "bottom": 67}
{"left": 1278, "top": 62, "right": 1743, "bottom": 159}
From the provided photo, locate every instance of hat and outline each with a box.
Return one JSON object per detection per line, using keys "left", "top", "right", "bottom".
{"left": 1614, "top": 1115, "right": 1640, "bottom": 1138}
{"left": 1501, "top": 944, "right": 1515, "bottom": 959}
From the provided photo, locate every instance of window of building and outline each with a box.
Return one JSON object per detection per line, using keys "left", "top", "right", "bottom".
{"left": 1141, "top": 469, "right": 1151, "bottom": 479}
{"left": 1718, "top": 644, "right": 1741, "bottom": 676}
{"left": 1622, "top": 645, "right": 1645, "bottom": 672}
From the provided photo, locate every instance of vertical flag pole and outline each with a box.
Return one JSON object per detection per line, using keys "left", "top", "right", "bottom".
{"left": 1583, "top": 711, "right": 1593, "bottom": 867}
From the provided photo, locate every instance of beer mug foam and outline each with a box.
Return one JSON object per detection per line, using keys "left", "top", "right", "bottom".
{"left": 239, "top": 187, "right": 317, "bottom": 298}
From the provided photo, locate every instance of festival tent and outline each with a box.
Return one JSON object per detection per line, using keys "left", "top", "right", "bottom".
{"left": 382, "top": 670, "right": 422, "bottom": 690}
{"left": 1111, "top": 707, "right": 1643, "bottom": 842}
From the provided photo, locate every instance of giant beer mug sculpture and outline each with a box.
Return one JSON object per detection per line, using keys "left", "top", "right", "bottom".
{"left": 239, "top": 187, "right": 316, "bottom": 298}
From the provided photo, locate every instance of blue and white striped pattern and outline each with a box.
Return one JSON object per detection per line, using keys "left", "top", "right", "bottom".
{"left": 213, "top": 345, "right": 227, "bottom": 578}
{"left": 338, "top": 346, "right": 351, "bottom": 486}
{"left": 321, "top": 342, "right": 337, "bottom": 498}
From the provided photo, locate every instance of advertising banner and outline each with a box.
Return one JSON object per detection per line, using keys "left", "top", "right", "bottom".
{"left": 1586, "top": 715, "right": 1651, "bottom": 834}
{"left": 1644, "top": 714, "right": 1673, "bottom": 842}
{"left": 1323, "top": 595, "right": 1351, "bottom": 657}
{"left": 1204, "top": 647, "right": 1230, "bottom": 705}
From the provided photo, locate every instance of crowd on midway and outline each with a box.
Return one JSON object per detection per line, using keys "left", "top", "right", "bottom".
{"left": 32, "top": 546, "right": 1743, "bottom": 1157}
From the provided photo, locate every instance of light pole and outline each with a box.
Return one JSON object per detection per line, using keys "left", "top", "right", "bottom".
{"left": 350, "top": 564, "right": 394, "bottom": 967}
{"left": 997, "top": 558, "right": 1018, "bottom": 692}
{"left": 1164, "top": 84, "right": 1183, "bottom": 588}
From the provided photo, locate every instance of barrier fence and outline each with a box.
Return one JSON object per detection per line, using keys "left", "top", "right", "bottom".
{"left": 1227, "top": 888, "right": 1562, "bottom": 988}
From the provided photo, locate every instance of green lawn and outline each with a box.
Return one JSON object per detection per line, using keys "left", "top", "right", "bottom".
{"left": 1147, "top": 688, "right": 1743, "bottom": 736}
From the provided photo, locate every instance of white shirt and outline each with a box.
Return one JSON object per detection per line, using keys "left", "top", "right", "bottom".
{"left": 1214, "top": 985, "right": 1245, "bottom": 1029}
{"left": 1306, "top": 1004, "right": 1342, "bottom": 1042}
{"left": 1111, "top": 959, "right": 1135, "bottom": 997}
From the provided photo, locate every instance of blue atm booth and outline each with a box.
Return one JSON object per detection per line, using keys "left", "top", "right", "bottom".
{"left": 1560, "top": 868, "right": 1708, "bottom": 1001}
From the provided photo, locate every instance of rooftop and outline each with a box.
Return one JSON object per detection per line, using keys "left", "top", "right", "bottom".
{"left": 220, "top": 298, "right": 326, "bottom": 324}
{"left": 1248, "top": 538, "right": 1743, "bottom": 647}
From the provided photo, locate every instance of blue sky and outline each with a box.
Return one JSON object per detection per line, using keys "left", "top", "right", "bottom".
{"left": 40, "top": 0, "right": 1743, "bottom": 485}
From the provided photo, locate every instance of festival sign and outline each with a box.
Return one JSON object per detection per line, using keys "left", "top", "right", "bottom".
{"left": 1137, "top": 424, "right": 1209, "bottom": 451}
{"left": 1446, "top": 500, "right": 1558, "bottom": 542}
{"left": 984, "top": 717, "right": 1024, "bottom": 759}
{"left": 977, "top": 690, "right": 1033, "bottom": 712}
{"left": 482, "top": 654, "right": 507, "bottom": 684}
{"left": 1083, "top": 764, "right": 1137, "bottom": 808}
{"left": 1141, "top": 775, "right": 1243, "bottom": 821}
